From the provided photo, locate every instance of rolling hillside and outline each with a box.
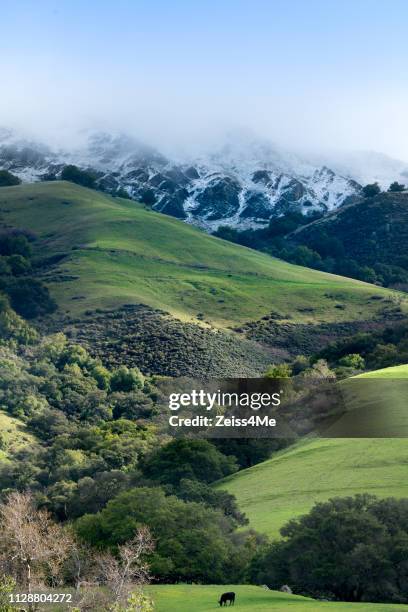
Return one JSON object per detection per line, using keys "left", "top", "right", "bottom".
{"left": 321, "top": 365, "right": 408, "bottom": 436}
{"left": 292, "top": 191, "right": 408, "bottom": 270}
{"left": 147, "top": 584, "right": 408, "bottom": 611}
{"left": 357, "top": 363, "right": 408, "bottom": 378}
{"left": 216, "top": 365, "right": 408, "bottom": 538}
{"left": 0, "top": 181, "right": 403, "bottom": 329}
{"left": 218, "top": 438, "right": 408, "bottom": 539}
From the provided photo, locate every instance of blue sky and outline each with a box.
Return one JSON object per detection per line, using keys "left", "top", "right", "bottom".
{"left": 1, "top": 0, "right": 408, "bottom": 159}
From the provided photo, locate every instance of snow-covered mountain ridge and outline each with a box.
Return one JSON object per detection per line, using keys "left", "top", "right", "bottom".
{"left": 1, "top": 129, "right": 407, "bottom": 230}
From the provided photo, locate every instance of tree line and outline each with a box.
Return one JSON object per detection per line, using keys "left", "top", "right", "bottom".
{"left": 214, "top": 180, "right": 408, "bottom": 288}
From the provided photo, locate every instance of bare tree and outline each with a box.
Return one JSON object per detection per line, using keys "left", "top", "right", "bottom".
{"left": 0, "top": 492, "right": 155, "bottom": 610}
{"left": 0, "top": 491, "right": 75, "bottom": 591}
{"left": 96, "top": 526, "right": 154, "bottom": 603}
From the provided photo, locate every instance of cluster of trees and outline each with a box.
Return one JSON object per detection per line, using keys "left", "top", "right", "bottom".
{"left": 0, "top": 397, "right": 265, "bottom": 585}
{"left": 0, "top": 170, "right": 21, "bottom": 187}
{"left": 315, "top": 320, "right": 408, "bottom": 372}
{"left": 250, "top": 495, "right": 408, "bottom": 603}
{"left": 0, "top": 165, "right": 109, "bottom": 195}
{"left": 264, "top": 357, "right": 341, "bottom": 380}
{"left": 69, "top": 440, "right": 267, "bottom": 584}
{"left": 0, "top": 229, "right": 56, "bottom": 318}
{"left": 0, "top": 318, "right": 269, "bottom": 586}
{"left": 76, "top": 485, "right": 261, "bottom": 584}
{"left": 60, "top": 164, "right": 98, "bottom": 189}
{"left": 214, "top": 180, "right": 408, "bottom": 288}
{"left": 264, "top": 319, "right": 408, "bottom": 380}
{"left": 216, "top": 216, "right": 408, "bottom": 287}
{"left": 3, "top": 489, "right": 405, "bottom": 607}
{"left": 0, "top": 332, "right": 159, "bottom": 515}
{"left": 363, "top": 181, "right": 405, "bottom": 197}
{"left": 0, "top": 330, "right": 153, "bottom": 422}
{"left": 0, "top": 491, "right": 154, "bottom": 611}
{"left": 57, "top": 165, "right": 130, "bottom": 199}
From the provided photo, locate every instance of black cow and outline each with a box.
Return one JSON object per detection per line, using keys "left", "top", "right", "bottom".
{"left": 219, "top": 591, "right": 235, "bottom": 606}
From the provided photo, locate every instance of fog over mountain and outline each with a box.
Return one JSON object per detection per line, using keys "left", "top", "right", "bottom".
{"left": 1, "top": 126, "right": 408, "bottom": 231}
{"left": 2, "top": 2, "right": 408, "bottom": 161}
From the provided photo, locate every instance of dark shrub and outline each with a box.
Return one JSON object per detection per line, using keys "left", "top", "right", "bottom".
{"left": 61, "top": 165, "right": 96, "bottom": 188}
{"left": 0, "top": 170, "right": 21, "bottom": 187}
{"left": 250, "top": 494, "right": 408, "bottom": 603}
{"left": 7, "top": 278, "right": 57, "bottom": 318}
{"left": 142, "top": 438, "right": 238, "bottom": 485}
{"left": 362, "top": 182, "right": 381, "bottom": 198}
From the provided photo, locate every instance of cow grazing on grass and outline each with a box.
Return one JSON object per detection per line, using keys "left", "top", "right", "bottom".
{"left": 219, "top": 591, "right": 235, "bottom": 606}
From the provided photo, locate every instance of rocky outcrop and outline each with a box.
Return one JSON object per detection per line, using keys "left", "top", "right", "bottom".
{"left": 193, "top": 176, "right": 241, "bottom": 220}
{"left": 252, "top": 170, "right": 273, "bottom": 186}
{"left": 155, "top": 188, "right": 188, "bottom": 219}
{"left": 240, "top": 191, "right": 271, "bottom": 219}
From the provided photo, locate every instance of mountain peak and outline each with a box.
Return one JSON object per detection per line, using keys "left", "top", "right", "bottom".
{"left": 0, "top": 128, "right": 406, "bottom": 230}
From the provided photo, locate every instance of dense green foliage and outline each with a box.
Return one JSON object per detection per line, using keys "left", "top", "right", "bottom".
{"left": 0, "top": 326, "right": 263, "bottom": 584}
{"left": 0, "top": 170, "right": 21, "bottom": 187}
{"left": 0, "top": 319, "right": 259, "bottom": 583}
{"left": 142, "top": 438, "right": 238, "bottom": 486}
{"left": 291, "top": 191, "right": 408, "bottom": 288}
{"left": 316, "top": 320, "right": 408, "bottom": 371}
{"left": 214, "top": 190, "right": 408, "bottom": 288}
{"left": 388, "top": 181, "right": 405, "bottom": 192}
{"left": 7, "top": 277, "right": 57, "bottom": 318}
{"left": 362, "top": 182, "right": 381, "bottom": 198}
{"left": 214, "top": 438, "right": 291, "bottom": 469}
{"left": 0, "top": 294, "right": 36, "bottom": 344}
{"left": 0, "top": 230, "right": 32, "bottom": 257}
{"left": 76, "top": 487, "right": 260, "bottom": 583}
{"left": 250, "top": 495, "right": 408, "bottom": 603}
{"left": 214, "top": 217, "right": 390, "bottom": 286}
{"left": 0, "top": 331, "right": 158, "bottom": 514}
{"left": 61, "top": 164, "right": 97, "bottom": 188}
{"left": 168, "top": 478, "right": 248, "bottom": 526}
{"left": 0, "top": 229, "right": 56, "bottom": 318}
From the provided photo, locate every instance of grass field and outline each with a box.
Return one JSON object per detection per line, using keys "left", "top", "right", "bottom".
{"left": 357, "top": 364, "right": 408, "bottom": 378}
{"left": 146, "top": 584, "right": 408, "bottom": 610}
{"left": 0, "top": 181, "right": 403, "bottom": 327}
{"left": 320, "top": 365, "right": 408, "bottom": 436}
{"left": 218, "top": 438, "right": 408, "bottom": 539}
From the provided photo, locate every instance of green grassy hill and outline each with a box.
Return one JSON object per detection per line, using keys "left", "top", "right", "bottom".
{"left": 218, "top": 438, "right": 408, "bottom": 539}
{"left": 219, "top": 365, "right": 408, "bottom": 534}
{"left": 319, "top": 364, "right": 408, "bottom": 436}
{"left": 357, "top": 364, "right": 408, "bottom": 378}
{"left": 0, "top": 182, "right": 403, "bottom": 328}
{"left": 147, "top": 584, "right": 408, "bottom": 611}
